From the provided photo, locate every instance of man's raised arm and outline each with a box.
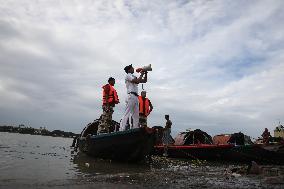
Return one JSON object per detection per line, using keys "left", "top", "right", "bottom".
{"left": 131, "top": 72, "right": 147, "bottom": 84}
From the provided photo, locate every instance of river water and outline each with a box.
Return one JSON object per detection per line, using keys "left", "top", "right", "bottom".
{"left": 0, "top": 132, "right": 283, "bottom": 189}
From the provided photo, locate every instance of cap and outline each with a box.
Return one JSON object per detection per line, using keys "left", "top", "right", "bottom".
{"left": 124, "top": 64, "right": 133, "bottom": 73}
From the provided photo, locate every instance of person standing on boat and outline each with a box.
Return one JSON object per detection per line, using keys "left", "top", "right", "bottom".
{"left": 261, "top": 128, "right": 271, "bottom": 144}
{"left": 138, "top": 91, "right": 153, "bottom": 127}
{"left": 162, "top": 115, "right": 172, "bottom": 156}
{"left": 120, "top": 64, "right": 147, "bottom": 131}
{"left": 97, "top": 77, "right": 120, "bottom": 134}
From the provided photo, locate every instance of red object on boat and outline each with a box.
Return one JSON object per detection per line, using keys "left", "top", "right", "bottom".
{"left": 213, "top": 134, "right": 231, "bottom": 145}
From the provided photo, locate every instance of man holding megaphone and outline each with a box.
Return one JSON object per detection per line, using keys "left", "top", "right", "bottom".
{"left": 120, "top": 64, "right": 149, "bottom": 131}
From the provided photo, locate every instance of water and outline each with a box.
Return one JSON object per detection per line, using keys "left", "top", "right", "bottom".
{"left": 0, "top": 132, "right": 284, "bottom": 189}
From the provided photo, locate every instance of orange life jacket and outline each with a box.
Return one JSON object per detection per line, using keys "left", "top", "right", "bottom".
{"left": 138, "top": 96, "right": 150, "bottom": 116}
{"left": 102, "top": 84, "right": 119, "bottom": 105}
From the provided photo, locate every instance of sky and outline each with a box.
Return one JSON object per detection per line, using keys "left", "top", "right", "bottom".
{"left": 0, "top": 0, "right": 284, "bottom": 139}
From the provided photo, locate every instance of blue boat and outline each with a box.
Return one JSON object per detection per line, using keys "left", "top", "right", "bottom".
{"left": 77, "top": 121, "right": 155, "bottom": 162}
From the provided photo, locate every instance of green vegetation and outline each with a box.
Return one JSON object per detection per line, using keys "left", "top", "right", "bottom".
{"left": 0, "top": 124, "right": 78, "bottom": 138}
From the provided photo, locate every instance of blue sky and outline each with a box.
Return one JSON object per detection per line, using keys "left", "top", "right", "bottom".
{"left": 0, "top": 0, "right": 284, "bottom": 138}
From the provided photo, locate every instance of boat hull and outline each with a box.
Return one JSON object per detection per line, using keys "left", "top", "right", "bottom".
{"left": 153, "top": 143, "right": 284, "bottom": 165}
{"left": 224, "top": 144, "right": 284, "bottom": 165}
{"left": 153, "top": 144, "right": 234, "bottom": 160}
{"left": 78, "top": 127, "right": 155, "bottom": 162}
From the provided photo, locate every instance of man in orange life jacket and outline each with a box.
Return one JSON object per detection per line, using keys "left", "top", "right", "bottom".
{"left": 138, "top": 91, "right": 153, "bottom": 127}
{"left": 97, "top": 77, "right": 119, "bottom": 134}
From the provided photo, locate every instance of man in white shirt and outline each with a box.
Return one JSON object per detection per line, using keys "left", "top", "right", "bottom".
{"left": 120, "top": 64, "right": 147, "bottom": 131}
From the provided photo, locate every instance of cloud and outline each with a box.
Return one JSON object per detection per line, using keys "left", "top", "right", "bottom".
{"left": 0, "top": 0, "right": 284, "bottom": 138}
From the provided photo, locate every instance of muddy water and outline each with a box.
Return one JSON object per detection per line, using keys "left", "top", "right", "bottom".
{"left": 0, "top": 132, "right": 283, "bottom": 189}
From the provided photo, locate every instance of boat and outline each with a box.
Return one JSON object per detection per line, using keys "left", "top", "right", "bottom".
{"left": 154, "top": 143, "right": 284, "bottom": 164}
{"left": 213, "top": 132, "right": 284, "bottom": 164}
{"left": 76, "top": 119, "right": 156, "bottom": 162}
{"left": 153, "top": 128, "right": 284, "bottom": 164}
{"left": 154, "top": 144, "right": 234, "bottom": 160}
{"left": 224, "top": 143, "right": 284, "bottom": 165}
{"left": 153, "top": 128, "right": 234, "bottom": 160}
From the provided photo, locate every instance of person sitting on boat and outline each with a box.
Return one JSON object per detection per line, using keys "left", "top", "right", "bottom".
{"left": 261, "top": 128, "right": 271, "bottom": 144}
{"left": 120, "top": 64, "right": 147, "bottom": 131}
{"left": 162, "top": 114, "right": 172, "bottom": 156}
{"left": 138, "top": 91, "right": 153, "bottom": 127}
{"left": 97, "top": 77, "right": 119, "bottom": 134}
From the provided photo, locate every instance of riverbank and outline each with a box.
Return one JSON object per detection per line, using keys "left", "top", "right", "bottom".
{"left": 1, "top": 132, "right": 284, "bottom": 189}
{"left": 0, "top": 125, "right": 78, "bottom": 138}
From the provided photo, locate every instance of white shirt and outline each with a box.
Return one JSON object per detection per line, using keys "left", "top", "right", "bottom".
{"left": 125, "top": 73, "right": 138, "bottom": 94}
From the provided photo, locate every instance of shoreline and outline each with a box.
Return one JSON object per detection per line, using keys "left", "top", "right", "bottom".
{"left": 0, "top": 125, "right": 79, "bottom": 138}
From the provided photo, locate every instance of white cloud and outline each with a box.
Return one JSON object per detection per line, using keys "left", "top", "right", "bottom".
{"left": 0, "top": 0, "right": 283, "bottom": 137}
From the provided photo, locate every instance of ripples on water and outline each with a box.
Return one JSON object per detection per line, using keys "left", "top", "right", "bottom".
{"left": 0, "top": 132, "right": 284, "bottom": 189}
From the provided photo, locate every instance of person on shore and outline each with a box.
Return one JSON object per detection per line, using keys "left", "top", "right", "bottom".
{"left": 261, "top": 128, "right": 271, "bottom": 144}
{"left": 162, "top": 115, "right": 172, "bottom": 156}
{"left": 97, "top": 77, "right": 119, "bottom": 134}
{"left": 120, "top": 64, "right": 147, "bottom": 131}
{"left": 138, "top": 91, "right": 153, "bottom": 127}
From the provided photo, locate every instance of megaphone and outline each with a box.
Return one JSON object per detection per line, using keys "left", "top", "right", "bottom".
{"left": 136, "top": 64, "right": 152, "bottom": 73}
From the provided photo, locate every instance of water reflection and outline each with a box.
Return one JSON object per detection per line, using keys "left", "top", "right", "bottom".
{"left": 71, "top": 150, "right": 151, "bottom": 176}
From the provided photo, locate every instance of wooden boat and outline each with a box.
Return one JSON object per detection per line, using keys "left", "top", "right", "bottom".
{"left": 77, "top": 126, "right": 156, "bottom": 162}
{"left": 154, "top": 144, "right": 234, "bottom": 160}
{"left": 154, "top": 143, "right": 284, "bottom": 164}
{"left": 153, "top": 129, "right": 284, "bottom": 164}
{"left": 213, "top": 133, "right": 284, "bottom": 164}
{"left": 153, "top": 128, "right": 234, "bottom": 160}
{"left": 223, "top": 143, "right": 284, "bottom": 164}
{"left": 154, "top": 142, "right": 284, "bottom": 165}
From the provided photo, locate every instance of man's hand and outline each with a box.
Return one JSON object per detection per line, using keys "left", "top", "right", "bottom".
{"left": 142, "top": 71, "right": 147, "bottom": 83}
{"left": 131, "top": 71, "right": 147, "bottom": 84}
{"left": 140, "top": 71, "right": 145, "bottom": 76}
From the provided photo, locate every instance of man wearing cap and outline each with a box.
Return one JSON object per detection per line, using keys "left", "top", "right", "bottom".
{"left": 120, "top": 64, "right": 147, "bottom": 131}
{"left": 138, "top": 91, "right": 153, "bottom": 127}
{"left": 97, "top": 77, "right": 119, "bottom": 134}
